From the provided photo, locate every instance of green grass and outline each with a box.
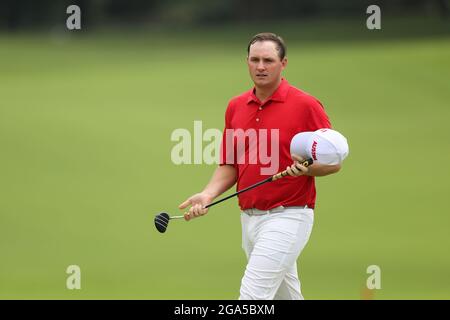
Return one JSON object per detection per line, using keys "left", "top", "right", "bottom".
{"left": 1, "top": 18, "right": 450, "bottom": 299}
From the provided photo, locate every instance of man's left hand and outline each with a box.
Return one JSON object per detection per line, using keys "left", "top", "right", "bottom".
{"left": 286, "top": 154, "right": 309, "bottom": 177}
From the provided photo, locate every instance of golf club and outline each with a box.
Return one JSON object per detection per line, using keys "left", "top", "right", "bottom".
{"left": 154, "top": 158, "right": 313, "bottom": 233}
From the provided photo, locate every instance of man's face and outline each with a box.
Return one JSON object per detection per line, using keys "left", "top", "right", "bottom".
{"left": 247, "top": 41, "right": 287, "bottom": 88}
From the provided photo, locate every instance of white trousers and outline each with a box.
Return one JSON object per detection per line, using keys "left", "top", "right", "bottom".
{"left": 239, "top": 206, "right": 314, "bottom": 300}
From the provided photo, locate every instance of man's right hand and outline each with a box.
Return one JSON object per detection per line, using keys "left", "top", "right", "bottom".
{"left": 178, "top": 192, "right": 214, "bottom": 221}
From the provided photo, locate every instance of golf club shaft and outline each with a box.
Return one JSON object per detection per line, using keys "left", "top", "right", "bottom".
{"left": 170, "top": 215, "right": 185, "bottom": 219}
{"left": 204, "top": 158, "right": 313, "bottom": 209}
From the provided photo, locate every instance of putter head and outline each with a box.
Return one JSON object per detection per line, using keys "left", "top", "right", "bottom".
{"left": 154, "top": 212, "right": 170, "bottom": 233}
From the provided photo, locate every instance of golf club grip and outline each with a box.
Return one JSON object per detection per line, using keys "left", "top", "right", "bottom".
{"left": 204, "top": 158, "right": 313, "bottom": 209}
{"left": 271, "top": 158, "right": 314, "bottom": 181}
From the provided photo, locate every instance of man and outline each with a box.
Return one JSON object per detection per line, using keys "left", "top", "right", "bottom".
{"left": 179, "top": 33, "right": 341, "bottom": 300}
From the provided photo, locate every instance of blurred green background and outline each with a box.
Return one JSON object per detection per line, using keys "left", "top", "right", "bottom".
{"left": 1, "top": 1, "right": 450, "bottom": 299}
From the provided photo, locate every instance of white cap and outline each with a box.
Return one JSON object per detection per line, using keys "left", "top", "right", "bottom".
{"left": 290, "top": 128, "right": 349, "bottom": 165}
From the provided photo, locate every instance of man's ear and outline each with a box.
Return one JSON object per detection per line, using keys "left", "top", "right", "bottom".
{"left": 282, "top": 57, "right": 288, "bottom": 69}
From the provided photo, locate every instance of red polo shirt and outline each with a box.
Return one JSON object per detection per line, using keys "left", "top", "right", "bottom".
{"left": 220, "top": 78, "right": 331, "bottom": 210}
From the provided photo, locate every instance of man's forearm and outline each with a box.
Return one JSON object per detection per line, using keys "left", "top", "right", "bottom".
{"left": 305, "top": 163, "right": 341, "bottom": 177}
{"left": 203, "top": 165, "right": 237, "bottom": 198}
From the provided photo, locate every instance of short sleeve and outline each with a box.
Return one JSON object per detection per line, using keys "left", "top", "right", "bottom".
{"left": 219, "top": 101, "right": 236, "bottom": 166}
{"left": 304, "top": 98, "right": 332, "bottom": 132}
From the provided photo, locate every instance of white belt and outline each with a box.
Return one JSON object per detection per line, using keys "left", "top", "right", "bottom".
{"left": 243, "top": 205, "right": 308, "bottom": 216}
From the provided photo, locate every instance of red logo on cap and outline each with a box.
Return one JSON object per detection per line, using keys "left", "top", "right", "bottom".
{"left": 311, "top": 140, "right": 318, "bottom": 160}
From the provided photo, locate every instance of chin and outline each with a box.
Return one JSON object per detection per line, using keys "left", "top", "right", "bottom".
{"left": 254, "top": 78, "right": 271, "bottom": 86}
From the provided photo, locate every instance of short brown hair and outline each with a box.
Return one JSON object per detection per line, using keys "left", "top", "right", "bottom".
{"left": 247, "top": 33, "right": 287, "bottom": 60}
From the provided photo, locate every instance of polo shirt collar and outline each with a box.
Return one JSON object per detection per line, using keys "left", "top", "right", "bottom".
{"left": 247, "top": 78, "right": 290, "bottom": 105}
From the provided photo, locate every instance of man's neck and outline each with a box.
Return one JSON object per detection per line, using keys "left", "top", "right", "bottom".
{"left": 254, "top": 78, "right": 282, "bottom": 103}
